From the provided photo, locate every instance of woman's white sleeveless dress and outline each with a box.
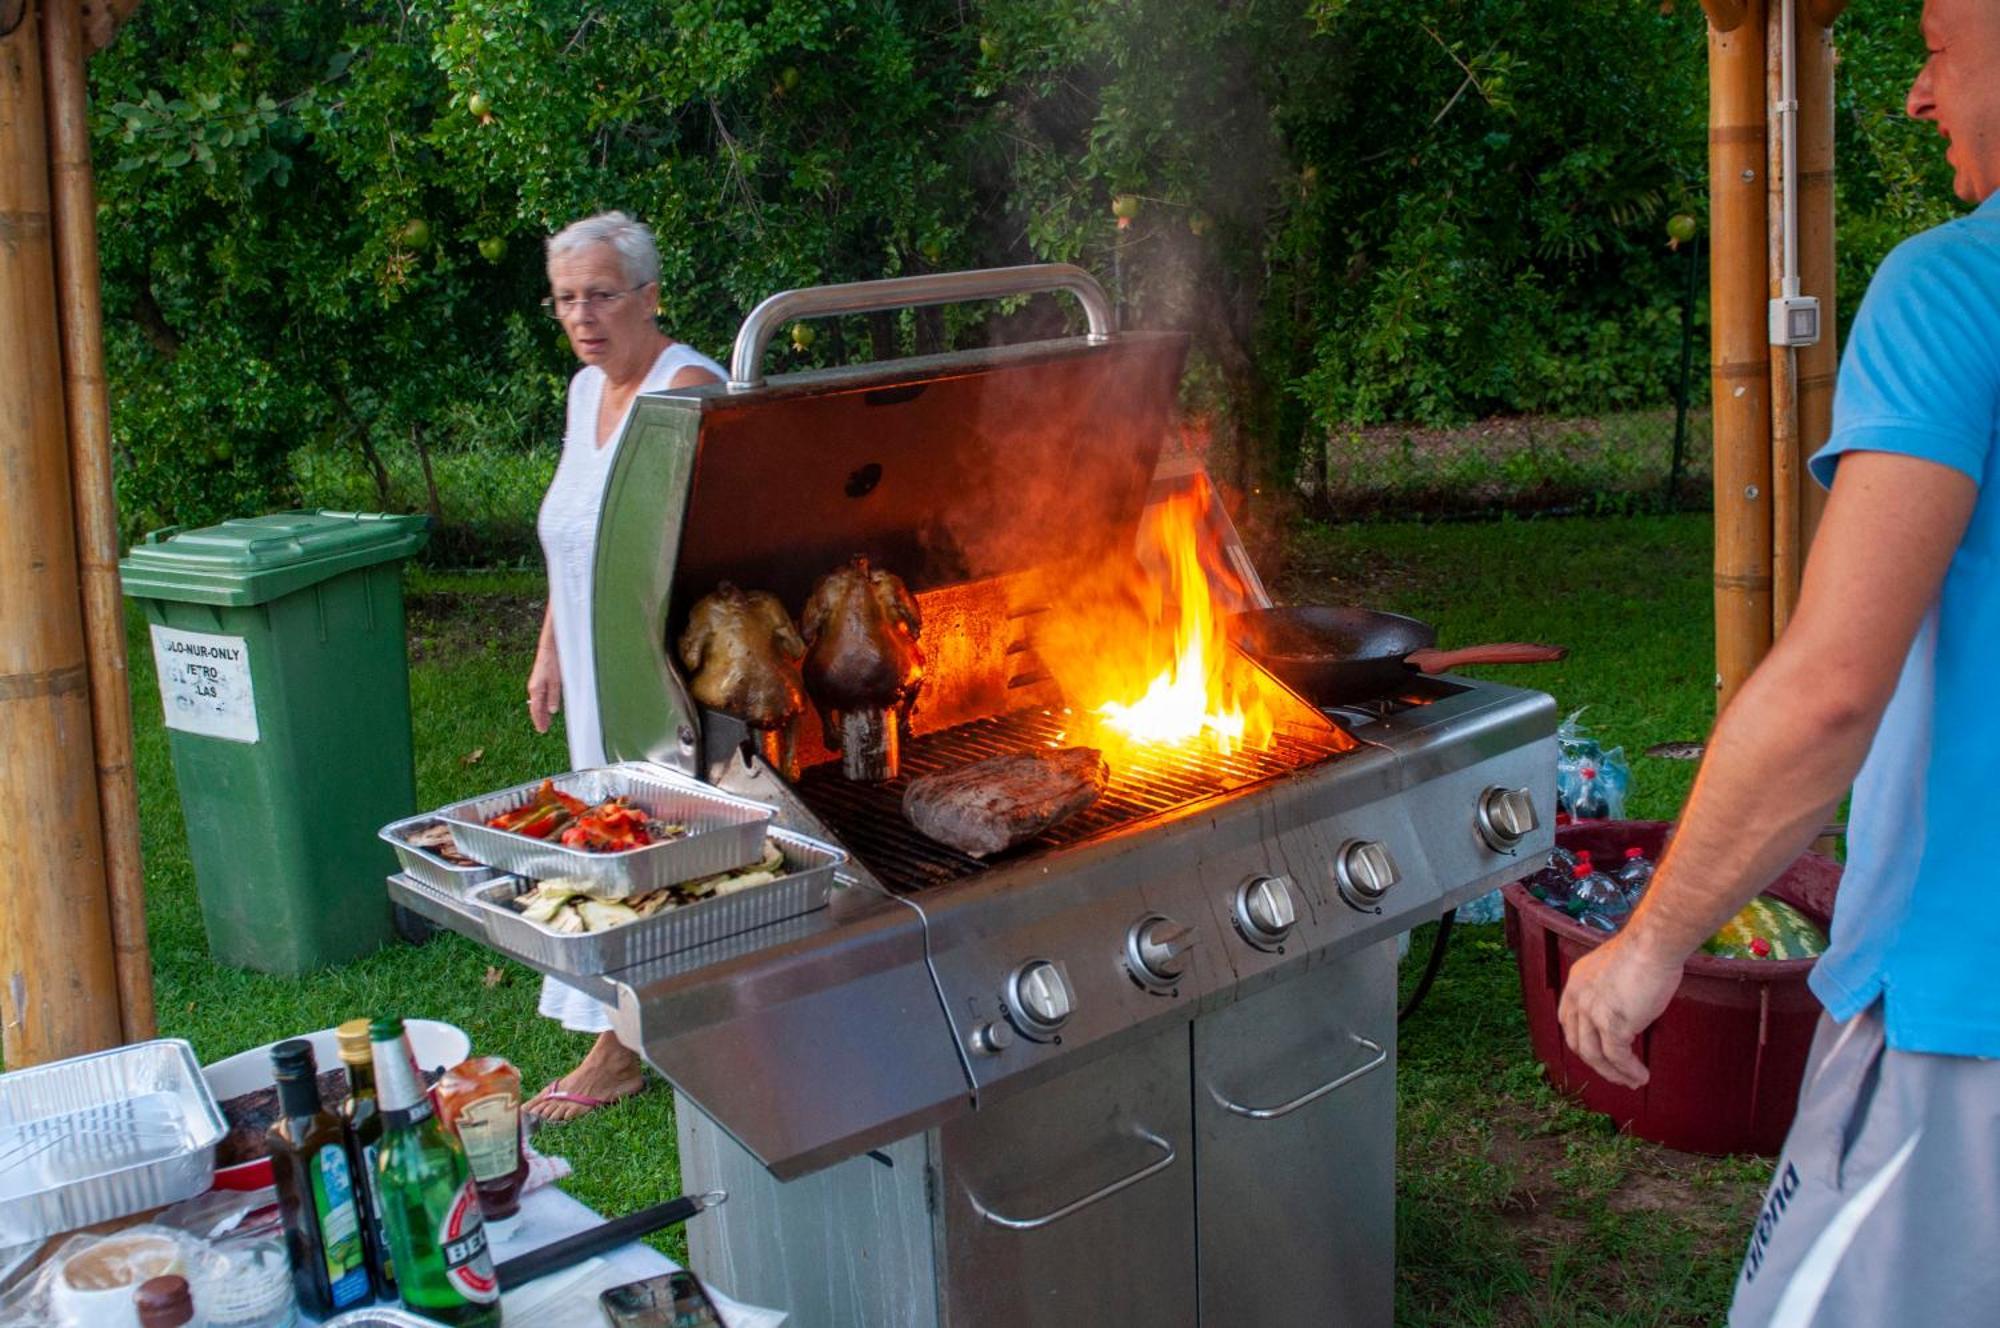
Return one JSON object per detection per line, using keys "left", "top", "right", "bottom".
{"left": 534, "top": 341, "right": 725, "bottom": 1032}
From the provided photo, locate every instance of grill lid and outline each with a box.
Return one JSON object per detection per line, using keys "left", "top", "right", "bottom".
{"left": 589, "top": 267, "right": 1188, "bottom": 775}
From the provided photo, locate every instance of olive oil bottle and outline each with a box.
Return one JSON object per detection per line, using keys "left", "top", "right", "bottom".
{"left": 268, "top": 1040, "right": 373, "bottom": 1316}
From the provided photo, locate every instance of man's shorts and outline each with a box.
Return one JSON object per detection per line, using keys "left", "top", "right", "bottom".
{"left": 1728, "top": 1002, "right": 2000, "bottom": 1326}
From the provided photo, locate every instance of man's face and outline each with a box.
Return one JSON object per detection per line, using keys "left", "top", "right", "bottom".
{"left": 1910, "top": 0, "right": 2000, "bottom": 203}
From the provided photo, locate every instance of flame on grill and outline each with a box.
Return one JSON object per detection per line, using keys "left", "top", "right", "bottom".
{"left": 1034, "top": 476, "right": 1282, "bottom": 759}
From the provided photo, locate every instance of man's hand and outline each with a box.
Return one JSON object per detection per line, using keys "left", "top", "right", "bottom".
{"left": 1558, "top": 932, "right": 1685, "bottom": 1089}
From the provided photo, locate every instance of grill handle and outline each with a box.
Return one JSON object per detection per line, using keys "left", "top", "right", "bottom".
{"left": 728, "top": 263, "right": 1116, "bottom": 389}
{"left": 1208, "top": 1033, "right": 1387, "bottom": 1121}
{"left": 965, "top": 1126, "right": 1175, "bottom": 1232}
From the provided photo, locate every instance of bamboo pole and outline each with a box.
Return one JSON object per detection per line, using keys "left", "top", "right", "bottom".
{"left": 1709, "top": 1, "right": 1774, "bottom": 709}
{"left": 1768, "top": 2, "right": 1803, "bottom": 637}
{"left": 45, "top": 0, "right": 155, "bottom": 1042}
{"left": 1801, "top": 0, "right": 1843, "bottom": 861}
{"left": 1796, "top": 9, "right": 1838, "bottom": 555}
{"left": 1701, "top": 0, "right": 1751, "bottom": 32}
{"left": 0, "top": 1, "right": 125, "bottom": 1063}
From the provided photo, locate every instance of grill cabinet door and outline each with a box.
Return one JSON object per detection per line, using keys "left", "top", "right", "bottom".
{"left": 1193, "top": 941, "right": 1397, "bottom": 1326}
{"left": 937, "top": 1022, "right": 1196, "bottom": 1328}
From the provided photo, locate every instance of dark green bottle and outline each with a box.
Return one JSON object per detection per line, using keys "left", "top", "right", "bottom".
{"left": 370, "top": 1016, "right": 502, "bottom": 1326}
{"left": 337, "top": 1018, "right": 397, "bottom": 1301}
{"left": 267, "top": 1040, "right": 373, "bottom": 1316}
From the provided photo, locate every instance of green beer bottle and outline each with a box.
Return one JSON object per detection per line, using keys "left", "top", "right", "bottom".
{"left": 369, "top": 1017, "right": 502, "bottom": 1326}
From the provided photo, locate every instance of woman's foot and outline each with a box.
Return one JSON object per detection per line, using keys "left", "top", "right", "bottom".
{"left": 526, "top": 1032, "right": 646, "bottom": 1124}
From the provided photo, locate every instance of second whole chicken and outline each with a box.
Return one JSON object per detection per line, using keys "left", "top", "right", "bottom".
{"left": 678, "top": 583, "right": 808, "bottom": 775}
{"left": 801, "top": 557, "right": 925, "bottom": 781}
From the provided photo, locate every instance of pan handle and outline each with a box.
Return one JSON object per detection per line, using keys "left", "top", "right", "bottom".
{"left": 1407, "top": 643, "right": 1567, "bottom": 673}
{"left": 493, "top": 1189, "right": 726, "bottom": 1290}
{"left": 728, "top": 264, "right": 1115, "bottom": 389}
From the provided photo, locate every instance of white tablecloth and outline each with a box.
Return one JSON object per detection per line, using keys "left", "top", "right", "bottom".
{"left": 309, "top": 1186, "right": 784, "bottom": 1327}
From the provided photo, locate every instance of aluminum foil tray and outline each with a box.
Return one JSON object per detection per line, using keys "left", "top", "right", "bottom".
{"left": 379, "top": 813, "right": 500, "bottom": 894}
{"left": 323, "top": 1309, "right": 442, "bottom": 1327}
{"left": 440, "top": 764, "right": 776, "bottom": 898}
{"left": 466, "top": 828, "right": 847, "bottom": 976}
{"left": 0, "top": 1039, "right": 225, "bottom": 1244}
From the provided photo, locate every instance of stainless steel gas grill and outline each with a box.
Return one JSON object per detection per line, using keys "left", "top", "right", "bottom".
{"left": 391, "top": 266, "right": 1556, "bottom": 1327}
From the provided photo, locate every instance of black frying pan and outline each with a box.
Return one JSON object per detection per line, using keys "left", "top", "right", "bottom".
{"left": 1230, "top": 606, "right": 1565, "bottom": 704}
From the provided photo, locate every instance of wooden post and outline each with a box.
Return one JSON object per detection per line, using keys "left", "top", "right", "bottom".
{"left": 1708, "top": 0, "right": 1773, "bottom": 709}
{"left": 0, "top": 2, "right": 125, "bottom": 1063}
{"left": 45, "top": 0, "right": 155, "bottom": 1041}
{"left": 1796, "top": 7, "right": 1839, "bottom": 556}
{"left": 1801, "top": 0, "right": 1844, "bottom": 861}
{"left": 1768, "top": 2, "right": 1803, "bottom": 637}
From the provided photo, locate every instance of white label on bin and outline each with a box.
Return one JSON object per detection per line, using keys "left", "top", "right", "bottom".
{"left": 150, "top": 625, "right": 260, "bottom": 744}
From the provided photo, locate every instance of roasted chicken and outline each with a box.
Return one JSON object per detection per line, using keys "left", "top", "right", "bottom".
{"left": 679, "top": 583, "right": 810, "bottom": 776}
{"left": 801, "top": 557, "right": 925, "bottom": 781}
{"left": 678, "top": 583, "right": 808, "bottom": 729}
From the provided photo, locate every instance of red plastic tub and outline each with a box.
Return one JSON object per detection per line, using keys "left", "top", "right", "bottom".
{"left": 1503, "top": 820, "right": 1842, "bottom": 1156}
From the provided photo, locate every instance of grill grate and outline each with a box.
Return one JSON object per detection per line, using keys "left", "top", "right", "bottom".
{"left": 794, "top": 709, "right": 1357, "bottom": 894}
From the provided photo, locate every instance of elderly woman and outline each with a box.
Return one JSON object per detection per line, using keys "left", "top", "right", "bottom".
{"left": 525, "top": 212, "right": 724, "bottom": 1122}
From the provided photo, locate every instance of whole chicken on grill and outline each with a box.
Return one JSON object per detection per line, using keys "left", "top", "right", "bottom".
{"left": 801, "top": 557, "right": 925, "bottom": 782}
{"left": 678, "top": 583, "right": 808, "bottom": 775}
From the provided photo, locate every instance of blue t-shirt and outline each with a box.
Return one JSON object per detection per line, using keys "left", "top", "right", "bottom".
{"left": 1807, "top": 193, "right": 2000, "bottom": 1058}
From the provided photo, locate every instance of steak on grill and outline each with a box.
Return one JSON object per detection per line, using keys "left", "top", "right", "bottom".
{"left": 902, "top": 747, "right": 1110, "bottom": 857}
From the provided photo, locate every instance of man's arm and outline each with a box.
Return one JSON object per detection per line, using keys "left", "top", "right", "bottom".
{"left": 1559, "top": 451, "right": 1977, "bottom": 1088}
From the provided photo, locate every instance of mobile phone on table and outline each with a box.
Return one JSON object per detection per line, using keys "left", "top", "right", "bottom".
{"left": 600, "top": 1270, "right": 725, "bottom": 1328}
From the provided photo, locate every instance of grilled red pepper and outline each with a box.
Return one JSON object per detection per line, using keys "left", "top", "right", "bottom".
{"left": 557, "top": 797, "right": 654, "bottom": 852}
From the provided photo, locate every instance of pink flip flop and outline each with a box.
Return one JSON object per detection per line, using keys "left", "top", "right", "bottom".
{"left": 525, "top": 1076, "right": 643, "bottom": 1124}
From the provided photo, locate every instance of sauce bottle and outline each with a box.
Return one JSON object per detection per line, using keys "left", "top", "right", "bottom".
{"left": 437, "top": 1057, "right": 528, "bottom": 1223}
{"left": 268, "top": 1039, "right": 373, "bottom": 1316}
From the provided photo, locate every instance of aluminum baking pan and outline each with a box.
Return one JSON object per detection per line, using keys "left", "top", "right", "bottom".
{"left": 440, "top": 763, "right": 776, "bottom": 898}
{"left": 466, "top": 828, "right": 847, "bottom": 976}
{"left": 379, "top": 812, "right": 501, "bottom": 895}
{"left": 0, "top": 1039, "right": 225, "bottom": 1244}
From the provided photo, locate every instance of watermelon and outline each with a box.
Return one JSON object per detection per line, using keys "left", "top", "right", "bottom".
{"left": 1702, "top": 895, "right": 1828, "bottom": 961}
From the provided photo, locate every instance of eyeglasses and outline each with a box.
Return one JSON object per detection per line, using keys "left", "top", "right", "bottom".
{"left": 540, "top": 284, "right": 651, "bottom": 319}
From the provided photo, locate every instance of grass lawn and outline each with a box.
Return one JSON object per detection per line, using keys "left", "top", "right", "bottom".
{"left": 136, "top": 512, "right": 1768, "bottom": 1323}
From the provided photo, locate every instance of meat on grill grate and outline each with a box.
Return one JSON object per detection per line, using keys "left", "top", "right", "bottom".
{"left": 902, "top": 747, "right": 1110, "bottom": 858}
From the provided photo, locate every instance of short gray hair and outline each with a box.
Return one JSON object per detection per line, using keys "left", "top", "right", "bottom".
{"left": 546, "top": 210, "right": 660, "bottom": 287}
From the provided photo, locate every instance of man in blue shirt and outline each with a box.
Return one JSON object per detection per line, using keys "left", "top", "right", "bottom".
{"left": 1561, "top": 2, "right": 2000, "bottom": 1323}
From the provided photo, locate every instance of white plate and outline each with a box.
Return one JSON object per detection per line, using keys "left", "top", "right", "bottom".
{"left": 200, "top": 1019, "right": 471, "bottom": 1101}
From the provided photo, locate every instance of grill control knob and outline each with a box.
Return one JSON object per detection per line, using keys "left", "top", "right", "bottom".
{"left": 969, "top": 1020, "right": 1015, "bottom": 1057}
{"left": 1477, "top": 786, "right": 1540, "bottom": 852}
{"left": 1127, "top": 916, "right": 1196, "bottom": 990}
{"left": 1336, "top": 840, "right": 1401, "bottom": 909}
{"left": 1234, "top": 875, "right": 1298, "bottom": 951}
{"left": 1004, "top": 960, "right": 1074, "bottom": 1039}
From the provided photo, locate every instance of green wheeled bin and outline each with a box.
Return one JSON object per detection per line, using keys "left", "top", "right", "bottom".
{"left": 121, "top": 511, "right": 430, "bottom": 974}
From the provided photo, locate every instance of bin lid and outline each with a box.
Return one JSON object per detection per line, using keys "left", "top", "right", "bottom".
{"left": 120, "top": 511, "right": 431, "bottom": 607}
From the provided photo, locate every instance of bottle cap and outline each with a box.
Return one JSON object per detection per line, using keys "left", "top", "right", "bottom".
{"left": 1624, "top": 846, "right": 1645, "bottom": 859}
{"left": 336, "top": 1018, "right": 374, "bottom": 1064}
{"left": 270, "top": 1039, "right": 316, "bottom": 1081}
{"left": 1571, "top": 863, "right": 1592, "bottom": 879}
{"left": 135, "top": 1274, "right": 194, "bottom": 1328}
{"left": 1576, "top": 851, "right": 1593, "bottom": 863}
{"left": 369, "top": 1015, "right": 405, "bottom": 1043}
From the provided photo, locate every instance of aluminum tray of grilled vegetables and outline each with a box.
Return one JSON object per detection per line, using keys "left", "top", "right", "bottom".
{"left": 378, "top": 814, "right": 499, "bottom": 894}
{"left": 438, "top": 764, "right": 776, "bottom": 897}
{"left": 464, "top": 828, "right": 847, "bottom": 975}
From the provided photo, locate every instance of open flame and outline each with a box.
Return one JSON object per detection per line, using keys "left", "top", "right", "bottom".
{"left": 1034, "top": 476, "right": 1281, "bottom": 759}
